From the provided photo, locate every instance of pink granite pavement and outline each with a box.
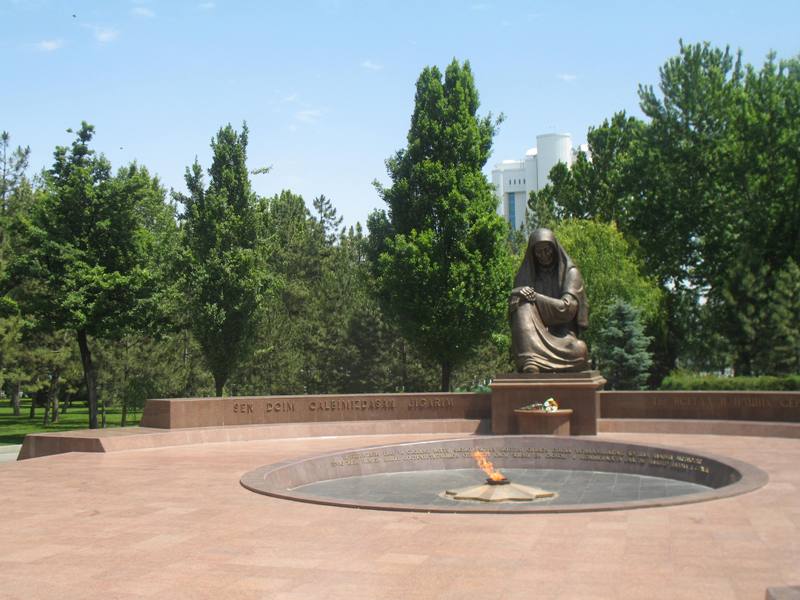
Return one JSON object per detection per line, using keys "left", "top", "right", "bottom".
{"left": 0, "top": 430, "right": 798, "bottom": 599}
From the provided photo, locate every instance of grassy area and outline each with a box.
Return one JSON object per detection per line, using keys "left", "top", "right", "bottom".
{"left": 0, "top": 400, "right": 141, "bottom": 445}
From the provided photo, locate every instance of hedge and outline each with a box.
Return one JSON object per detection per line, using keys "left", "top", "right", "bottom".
{"left": 660, "top": 372, "right": 800, "bottom": 391}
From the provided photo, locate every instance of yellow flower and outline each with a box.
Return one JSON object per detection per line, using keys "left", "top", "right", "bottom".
{"left": 543, "top": 398, "right": 559, "bottom": 412}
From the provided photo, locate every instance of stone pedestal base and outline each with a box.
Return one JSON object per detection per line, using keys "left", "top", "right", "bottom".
{"left": 491, "top": 372, "right": 606, "bottom": 435}
{"left": 514, "top": 409, "right": 573, "bottom": 435}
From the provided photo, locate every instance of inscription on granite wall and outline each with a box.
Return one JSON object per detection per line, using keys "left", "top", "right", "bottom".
{"left": 600, "top": 391, "right": 800, "bottom": 422}
{"left": 408, "top": 398, "right": 455, "bottom": 410}
{"left": 330, "top": 446, "right": 710, "bottom": 475}
{"left": 143, "top": 393, "right": 490, "bottom": 428}
{"left": 309, "top": 399, "right": 396, "bottom": 411}
{"left": 218, "top": 394, "right": 487, "bottom": 426}
{"left": 226, "top": 397, "right": 466, "bottom": 417}
{"left": 645, "top": 396, "right": 800, "bottom": 409}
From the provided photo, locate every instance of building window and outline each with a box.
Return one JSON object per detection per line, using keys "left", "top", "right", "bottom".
{"left": 508, "top": 192, "right": 516, "bottom": 228}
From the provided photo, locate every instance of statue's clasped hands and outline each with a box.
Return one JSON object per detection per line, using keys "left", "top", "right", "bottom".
{"left": 516, "top": 286, "right": 537, "bottom": 303}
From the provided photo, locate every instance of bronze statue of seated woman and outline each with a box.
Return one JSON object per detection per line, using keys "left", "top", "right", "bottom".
{"left": 509, "top": 228, "right": 589, "bottom": 373}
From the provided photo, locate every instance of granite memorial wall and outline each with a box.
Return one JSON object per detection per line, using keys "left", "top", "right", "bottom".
{"left": 599, "top": 391, "right": 800, "bottom": 422}
{"left": 141, "top": 392, "right": 491, "bottom": 429}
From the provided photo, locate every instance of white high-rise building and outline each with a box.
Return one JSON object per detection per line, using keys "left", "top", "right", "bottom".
{"left": 491, "top": 133, "right": 587, "bottom": 231}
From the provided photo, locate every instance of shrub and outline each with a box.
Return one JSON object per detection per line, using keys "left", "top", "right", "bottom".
{"left": 661, "top": 372, "right": 800, "bottom": 391}
{"left": 595, "top": 300, "right": 653, "bottom": 390}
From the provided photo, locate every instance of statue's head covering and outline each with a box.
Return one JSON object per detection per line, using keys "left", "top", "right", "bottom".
{"left": 514, "top": 228, "right": 589, "bottom": 331}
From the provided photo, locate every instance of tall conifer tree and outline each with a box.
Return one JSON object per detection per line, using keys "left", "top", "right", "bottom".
{"left": 595, "top": 300, "right": 653, "bottom": 390}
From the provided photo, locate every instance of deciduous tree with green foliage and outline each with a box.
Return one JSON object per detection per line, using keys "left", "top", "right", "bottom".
{"left": 553, "top": 219, "right": 662, "bottom": 360}
{"left": 176, "top": 123, "right": 269, "bottom": 396}
{"left": 8, "top": 123, "right": 165, "bottom": 428}
{"left": 535, "top": 42, "right": 800, "bottom": 377}
{"left": 369, "top": 59, "right": 513, "bottom": 391}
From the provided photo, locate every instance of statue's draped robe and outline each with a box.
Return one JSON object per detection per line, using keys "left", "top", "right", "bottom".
{"left": 509, "top": 229, "right": 589, "bottom": 372}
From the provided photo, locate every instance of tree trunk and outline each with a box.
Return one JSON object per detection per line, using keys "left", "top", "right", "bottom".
{"left": 400, "top": 339, "right": 408, "bottom": 392}
{"left": 28, "top": 391, "right": 36, "bottom": 418}
{"left": 11, "top": 382, "right": 21, "bottom": 417}
{"left": 440, "top": 360, "right": 452, "bottom": 392}
{"left": 42, "top": 393, "right": 50, "bottom": 426}
{"left": 77, "top": 329, "right": 99, "bottom": 429}
{"left": 734, "top": 352, "right": 752, "bottom": 377}
{"left": 214, "top": 375, "right": 225, "bottom": 397}
{"left": 52, "top": 384, "right": 60, "bottom": 422}
{"left": 182, "top": 330, "right": 191, "bottom": 396}
{"left": 44, "top": 369, "right": 61, "bottom": 426}
{"left": 121, "top": 338, "right": 129, "bottom": 427}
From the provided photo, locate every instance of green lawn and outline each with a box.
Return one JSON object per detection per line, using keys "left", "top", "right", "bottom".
{"left": 0, "top": 400, "right": 141, "bottom": 445}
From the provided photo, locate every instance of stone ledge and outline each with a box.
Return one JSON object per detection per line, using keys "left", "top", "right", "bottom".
{"left": 599, "top": 418, "right": 800, "bottom": 438}
{"left": 17, "top": 418, "right": 490, "bottom": 460}
{"left": 17, "top": 417, "right": 800, "bottom": 461}
{"left": 766, "top": 586, "right": 800, "bottom": 600}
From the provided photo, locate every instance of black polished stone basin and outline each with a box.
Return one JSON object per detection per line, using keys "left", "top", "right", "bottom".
{"left": 240, "top": 436, "right": 768, "bottom": 514}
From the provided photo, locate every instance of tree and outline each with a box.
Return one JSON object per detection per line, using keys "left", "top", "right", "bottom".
{"left": 525, "top": 187, "right": 557, "bottom": 233}
{"left": 231, "top": 189, "right": 317, "bottom": 395}
{"left": 23, "top": 329, "right": 80, "bottom": 426}
{"left": 717, "top": 257, "right": 800, "bottom": 376}
{"left": 595, "top": 300, "right": 653, "bottom": 390}
{"left": 224, "top": 187, "right": 439, "bottom": 396}
{"left": 9, "top": 123, "right": 164, "bottom": 428}
{"left": 524, "top": 162, "right": 585, "bottom": 230}
{"left": 763, "top": 259, "right": 800, "bottom": 375}
{"left": 0, "top": 131, "right": 31, "bottom": 249}
{"left": 538, "top": 42, "right": 800, "bottom": 377}
{"left": 369, "top": 59, "right": 513, "bottom": 391}
{"left": 0, "top": 131, "right": 32, "bottom": 414}
{"left": 176, "top": 123, "right": 269, "bottom": 396}
{"left": 94, "top": 330, "right": 213, "bottom": 426}
{"left": 553, "top": 219, "right": 663, "bottom": 358}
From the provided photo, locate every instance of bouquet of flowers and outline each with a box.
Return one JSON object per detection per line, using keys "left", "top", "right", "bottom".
{"left": 518, "top": 397, "right": 559, "bottom": 412}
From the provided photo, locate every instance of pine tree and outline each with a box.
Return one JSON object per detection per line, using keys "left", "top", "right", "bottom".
{"left": 0, "top": 131, "right": 32, "bottom": 415}
{"left": 742, "top": 258, "right": 800, "bottom": 376}
{"left": 765, "top": 259, "right": 800, "bottom": 375}
{"left": 595, "top": 300, "right": 653, "bottom": 390}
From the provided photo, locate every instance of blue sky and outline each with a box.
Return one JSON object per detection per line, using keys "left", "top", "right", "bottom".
{"left": 3, "top": 0, "right": 799, "bottom": 227}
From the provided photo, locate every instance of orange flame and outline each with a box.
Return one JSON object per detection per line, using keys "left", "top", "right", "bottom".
{"left": 472, "top": 450, "right": 506, "bottom": 481}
